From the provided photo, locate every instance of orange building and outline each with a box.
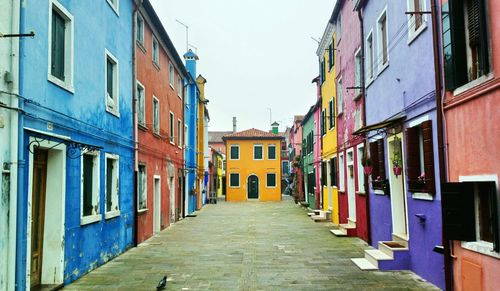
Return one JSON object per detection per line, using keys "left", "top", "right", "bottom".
{"left": 223, "top": 129, "right": 282, "bottom": 202}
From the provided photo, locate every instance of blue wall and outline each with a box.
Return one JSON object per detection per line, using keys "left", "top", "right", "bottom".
{"left": 18, "top": 0, "right": 134, "bottom": 288}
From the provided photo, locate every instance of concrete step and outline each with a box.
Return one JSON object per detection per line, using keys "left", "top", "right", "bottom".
{"left": 351, "top": 258, "right": 378, "bottom": 271}
{"left": 365, "top": 249, "right": 393, "bottom": 268}
{"left": 311, "top": 215, "right": 327, "bottom": 222}
{"left": 378, "top": 241, "right": 409, "bottom": 258}
{"left": 330, "top": 228, "right": 347, "bottom": 236}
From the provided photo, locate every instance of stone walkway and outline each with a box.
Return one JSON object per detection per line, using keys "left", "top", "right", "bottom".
{"left": 65, "top": 197, "right": 439, "bottom": 290}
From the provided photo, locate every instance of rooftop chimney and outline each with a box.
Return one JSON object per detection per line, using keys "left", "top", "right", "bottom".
{"left": 232, "top": 117, "right": 237, "bottom": 133}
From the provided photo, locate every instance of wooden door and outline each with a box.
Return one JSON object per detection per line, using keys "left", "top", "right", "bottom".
{"left": 248, "top": 176, "right": 259, "bottom": 199}
{"left": 30, "top": 148, "right": 48, "bottom": 287}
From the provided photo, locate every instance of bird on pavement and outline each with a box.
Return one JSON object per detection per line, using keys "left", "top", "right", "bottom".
{"left": 157, "top": 275, "right": 167, "bottom": 290}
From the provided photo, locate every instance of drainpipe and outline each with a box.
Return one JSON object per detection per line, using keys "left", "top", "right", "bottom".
{"left": 358, "top": 8, "right": 371, "bottom": 246}
{"left": 430, "top": 1, "right": 451, "bottom": 290}
{"left": 9, "top": 1, "right": 20, "bottom": 290}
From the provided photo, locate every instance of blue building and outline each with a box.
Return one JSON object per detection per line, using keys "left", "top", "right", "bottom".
{"left": 184, "top": 49, "right": 199, "bottom": 215}
{"left": 17, "top": 0, "right": 134, "bottom": 288}
{"left": 351, "top": 0, "right": 444, "bottom": 288}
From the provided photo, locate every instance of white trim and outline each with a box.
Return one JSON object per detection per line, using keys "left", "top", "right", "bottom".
{"left": 407, "top": 114, "right": 430, "bottom": 128}
{"left": 136, "top": 13, "right": 144, "bottom": 46}
{"left": 152, "top": 96, "right": 160, "bottom": 134}
{"left": 169, "top": 63, "right": 175, "bottom": 89}
{"left": 229, "top": 144, "right": 240, "bottom": 160}
{"left": 253, "top": 144, "right": 264, "bottom": 161}
{"left": 153, "top": 175, "right": 161, "bottom": 233}
{"left": 266, "top": 172, "right": 277, "bottom": 188}
{"left": 177, "top": 119, "right": 182, "bottom": 148}
{"left": 406, "top": 0, "right": 427, "bottom": 44}
{"left": 152, "top": 36, "right": 159, "bottom": 66}
{"left": 376, "top": 6, "right": 389, "bottom": 74}
{"left": 47, "top": 0, "right": 74, "bottom": 93}
{"left": 453, "top": 73, "right": 494, "bottom": 96}
{"left": 80, "top": 150, "right": 101, "bottom": 225}
{"left": 267, "top": 144, "right": 277, "bottom": 160}
{"left": 106, "top": 0, "right": 119, "bottom": 16}
{"left": 338, "top": 152, "right": 345, "bottom": 191}
{"left": 104, "top": 153, "right": 120, "bottom": 217}
{"left": 337, "top": 77, "right": 343, "bottom": 115}
{"left": 356, "top": 143, "right": 365, "bottom": 194}
{"left": 136, "top": 80, "right": 146, "bottom": 126}
{"left": 177, "top": 75, "right": 182, "bottom": 99}
{"left": 229, "top": 172, "right": 240, "bottom": 188}
{"left": 365, "top": 29, "right": 375, "bottom": 85}
{"left": 105, "top": 49, "right": 120, "bottom": 117}
{"left": 169, "top": 111, "right": 175, "bottom": 144}
{"left": 137, "top": 163, "right": 147, "bottom": 211}
{"left": 411, "top": 192, "right": 434, "bottom": 200}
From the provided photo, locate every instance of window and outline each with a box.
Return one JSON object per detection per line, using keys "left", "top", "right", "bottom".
{"left": 407, "top": 0, "right": 425, "bottom": 39}
{"left": 230, "top": 145, "right": 239, "bottom": 160}
{"left": 105, "top": 50, "right": 119, "bottom": 115}
{"left": 321, "top": 161, "right": 327, "bottom": 187}
{"left": 319, "top": 59, "right": 326, "bottom": 84}
{"left": 442, "top": 180, "right": 499, "bottom": 253}
{"left": 106, "top": 0, "right": 119, "bottom": 15}
{"left": 330, "top": 157, "right": 338, "bottom": 187}
{"left": 137, "top": 164, "right": 147, "bottom": 210}
{"left": 169, "top": 112, "right": 174, "bottom": 144}
{"left": 282, "top": 161, "right": 289, "bottom": 175}
{"left": 81, "top": 152, "right": 100, "bottom": 224}
{"left": 137, "top": 81, "right": 145, "bottom": 126}
{"left": 49, "top": 1, "right": 73, "bottom": 90}
{"left": 442, "top": 0, "right": 490, "bottom": 90}
{"left": 136, "top": 14, "right": 144, "bottom": 45}
{"left": 369, "top": 139, "right": 388, "bottom": 193}
{"left": 254, "top": 145, "right": 263, "bottom": 160}
{"left": 377, "top": 9, "right": 389, "bottom": 69}
{"left": 339, "top": 153, "right": 345, "bottom": 191}
{"left": 152, "top": 37, "right": 159, "bottom": 65}
{"left": 354, "top": 48, "right": 362, "bottom": 96}
{"left": 357, "top": 146, "right": 365, "bottom": 193}
{"left": 266, "top": 173, "right": 277, "bottom": 188}
{"left": 337, "top": 13, "right": 342, "bottom": 42}
{"left": 229, "top": 173, "right": 240, "bottom": 188}
{"left": 366, "top": 32, "right": 374, "bottom": 81}
{"left": 105, "top": 154, "right": 120, "bottom": 218}
{"left": 268, "top": 144, "right": 276, "bottom": 160}
{"left": 153, "top": 97, "right": 159, "bottom": 134}
{"left": 281, "top": 141, "right": 286, "bottom": 151}
{"left": 177, "top": 119, "right": 182, "bottom": 147}
{"left": 321, "top": 110, "right": 326, "bottom": 136}
{"left": 169, "top": 63, "right": 175, "bottom": 88}
{"left": 406, "top": 120, "right": 435, "bottom": 194}
{"left": 328, "top": 41, "right": 334, "bottom": 70}
{"left": 177, "top": 76, "right": 182, "bottom": 98}
{"left": 328, "top": 99, "right": 335, "bottom": 129}
{"left": 337, "top": 78, "right": 343, "bottom": 115}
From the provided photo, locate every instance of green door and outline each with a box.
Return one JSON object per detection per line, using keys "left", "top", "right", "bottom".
{"left": 248, "top": 175, "right": 259, "bottom": 199}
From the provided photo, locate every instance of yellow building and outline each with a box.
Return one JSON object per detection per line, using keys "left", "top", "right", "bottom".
{"left": 196, "top": 75, "right": 209, "bottom": 208}
{"left": 223, "top": 128, "right": 282, "bottom": 202}
{"left": 215, "top": 154, "right": 223, "bottom": 197}
{"left": 317, "top": 24, "right": 339, "bottom": 224}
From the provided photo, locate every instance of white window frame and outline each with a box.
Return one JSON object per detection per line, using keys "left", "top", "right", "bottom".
{"left": 137, "top": 164, "right": 147, "bottom": 212}
{"left": 282, "top": 161, "right": 289, "bottom": 175}
{"left": 105, "top": 49, "right": 120, "bottom": 116}
{"left": 136, "top": 14, "right": 144, "bottom": 46}
{"left": 229, "top": 145, "right": 240, "bottom": 160}
{"left": 266, "top": 173, "right": 277, "bottom": 188}
{"left": 177, "top": 75, "right": 182, "bottom": 98}
{"left": 153, "top": 96, "right": 160, "bottom": 134}
{"left": 354, "top": 48, "right": 362, "bottom": 97}
{"left": 366, "top": 30, "right": 375, "bottom": 85}
{"left": 169, "top": 63, "right": 175, "bottom": 89}
{"left": 169, "top": 112, "right": 175, "bottom": 144}
{"left": 48, "top": 0, "right": 74, "bottom": 93}
{"left": 177, "top": 119, "right": 182, "bottom": 148}
{"left": 377, "top": 7, "right": 389, "bottom": 73}
{"left": 229, "top": 173, "right": 240, "bottom": 188}
{"left": 336, "top": 13, "right": 342, "bottom": 44}
{"left": 80, "top": 151, "right": 101, "bottom": 225}
{"left": 337, "top": 77, "right": 343, "bottom": 115}
{"left": 339, "top": 152, "right": 345, "bottom": 191}
{"left": 104, "top": 153, "right": 120, "bottom": 219}
{"left": 356, "top": 144, "right": 365, "bottom": 194}
{"left": 106, "top": 0, "right": 119, "bottom": 16}
{"left": 268, "top": 144, "right": 277, "bottom": 160}
{"left": 184, "top": 124, "right": 188, "bottom": 148}
{"left": 406, "top": 0, "right": 427, "bottom": 44}
{"left": 136, "top": 80, "right": 146, "bottom": 127}
{"left": 152, "top": 36, "right": 159, "bottom": 66}
{"left": 253, "top": 144, "right": 264, "bottom": 161}
{"left": 329, "top": 98, "right": 334, "bottom": 130}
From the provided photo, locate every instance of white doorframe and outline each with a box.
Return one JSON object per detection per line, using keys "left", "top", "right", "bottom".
{"left": 346, "top": 148, "right": 356, "bottom": 222}
{"left": 387, "top": 134, "right": 409, "bottom": 238}
{"left": 169, "top": 173, "right": 175, "bottom": 224}
{"left": 153, "top": 175, "right": 161, "bottom": 233}
{"left": 26, "top": 138, "right": 66, "bottom": 289}
{"left": 326, "top": 159, "right": 332, "bottom": 210}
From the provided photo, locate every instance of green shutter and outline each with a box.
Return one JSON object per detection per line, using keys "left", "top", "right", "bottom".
{"left": 51, "top": 10, "right": 66, "bottom": 81}
{"left": 442, "top": 1, "right": 467, "bottom": 90}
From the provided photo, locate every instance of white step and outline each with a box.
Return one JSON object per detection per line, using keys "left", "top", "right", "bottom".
{"left": 365, "top": 249, "right": 392, "bottom": 267}
{"left": 311, "top": 215, "right": 327, "bottom": 222}
{"left": 330, "top": 229, "right": 347, "bottom": 236}
{"left": 351, "top": 258, "right": 378, "bottom": 271}
{"left": 339, "top": 223, "right": 356, "bottom": 229}
{"left": 378, "top": 241, "right": 409, "bottom": 258}
{"left": 307, "top": 212, "right": 316, "bottom": 216}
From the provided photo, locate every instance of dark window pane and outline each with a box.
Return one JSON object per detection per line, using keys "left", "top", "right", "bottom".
{"left": 478, "top": 182, "right": 494, "bottom": 243}
{"left": 267, "top": 174, "right": 276, "bottom": 187}
{"left": 106, "top": 158, "right": 113, "bottom": 212}
{"left": 254, "top": 146, "right": 263, "bottom": 159}
{"left": 230, "top": 146, "right": 239, "bottom": 159}
{"left": 83, "top": 155, "right": 94, "bottom": 216}
{"left": 269, "top": 146, "right": 276, "bottom": 159}
{"left": 230, "top": 173, "right": 239, "bottom": 187}
{"left": 107, "top": 59, "right": 113, "bottom": 97}
{"left": 51, "top": 10, "right": 65, "bottom": 80}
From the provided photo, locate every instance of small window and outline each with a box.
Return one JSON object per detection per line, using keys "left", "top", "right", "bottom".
{"left": 229, "top": 173, "right": 240, "bottom": 188}
{"left": 177, "top": 75, "right": 182, "bottom": 98}
{"left": 105, "top": 154, "right": 120, "bottom": 217}
{"left": 169, "top": 63, "right": 174, "bottom": 88}
{"left": 354, "top": 49, "right": 362, "bottom": 96}
{"left": 268, "top": 145, "right": 276, "bottom": 160}
{"left": 337, "top": 13, "right": 342, "bottom": 42}
{"left": 49, "top": 2, "right": 73, "bottom": 90}
{"left": 329, "top": 99, "right": 335, "bottom": 129}
{"left": 230, "top": 145, "right": 239, "bottom": 160}
{"left": 357, "top": 146, "right": 365, "bottom": 193}
{"left": 282, "top": 161, "right": 289, "bottom": 175}
{"left": 169, "top": 112, "right": 174, "bottom": 144}
{"left": 177, "top": 119, "right": 182, "bottom": 147}
{"left": 330, "top": 157, "right": 338, "bottom": 187}
{"left": 136, "top": 14, "right": 144, "bottom": 45}
{"left": 339, "top": 153, "right": 345, "bottom": 191}
{"left": 105, "top": 50, "right": 119, "bottom": 115}
{"left": 321, "top": 110, "right": 326, "bottom": 135}
{"left": 406, "top": 120, "right": 435, "bottom": 194}
{"left": 366, "top": 32, "right": 374, "bottom": 80}
{"left": 81, "top": 152, "right": 100, "bottom": 222}
{"left": 137, "top": 81, "right": 145, "bottom": 126}
{"left": 328, "top": 41, "right": 334, "bottom": 70}
{"left": 407, "top": 0, "right": 424, "bottom": 35}
{"left": 153, "top": 97, "right": 159, "bottom": 134}
{"left": 337, "top": 78, "right": 343, "bottom": 115}
{"left": 378, "top": 10, "right": 389, "bottom": 69}
{"left": 254, "top": 145, "right": 263, "bottom": 160}
{"left": 152, "top": 37, "right": 159, "bottom": 65}
{"left": 137, "top": 164, "right": 147, "bottom": 210}
{"left": 266, "top": 173, "right": 277, "bottom": 188}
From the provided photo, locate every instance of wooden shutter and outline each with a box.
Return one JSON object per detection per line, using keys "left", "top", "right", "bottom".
{"left": 442, "top": 182, "right": 476, "bottom": 241}
{"left": 377, "top": 139, "right": 386, "bottom": 180}
{"left": 405, "top": 126, "right": 420, "bottom": 182}
{"left": 486, "top": 181, "right": 500, "bottom": 252}
{"left": 421, "top": 120, "right": 436, "bottom": 194}
{"left": 330, "top": 157, "right": 337, "bottom": 187}
{"left": 369, "top": 141, "right": 379, "bottom": 180}
{"left": 477, "top": 0, "right": 490, "bottom": 76}
{"left": 51, "top": 11, "right": 65, "bottom": 80}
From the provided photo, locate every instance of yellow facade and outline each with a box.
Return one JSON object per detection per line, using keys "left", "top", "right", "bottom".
{"left": 196, "top": 75, "right": 207, "bottom": 208}
{"left": 216, "top": 155, "right": 223, "bottom": 197}
{"left": 321, "top": 32, "right": 339, "bottom": 224}
{"left": 225, "top": 138, "right": 282, "bottom": 202}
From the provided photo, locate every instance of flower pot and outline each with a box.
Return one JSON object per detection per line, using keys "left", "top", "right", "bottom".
{"left": 363, "top": 166, "right": 373, "bottom": 175}
{"left": 393, "top": 166, "right": 402, "bottom": 176}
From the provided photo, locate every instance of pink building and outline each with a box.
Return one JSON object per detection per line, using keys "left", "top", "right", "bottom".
{"left": 290, "top": 116, "right": 304, "bottom": 201}
{"left": 313, "top": 77, "right": 323, "bottom": 208}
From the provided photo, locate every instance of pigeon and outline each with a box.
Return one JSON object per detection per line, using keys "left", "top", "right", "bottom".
{"left": 157, "top": 275, "right": 167, "bottom": 290}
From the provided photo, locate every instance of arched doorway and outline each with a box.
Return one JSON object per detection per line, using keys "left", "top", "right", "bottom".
{"left": 247, "top": 175, "right": 259, "bottom": 199}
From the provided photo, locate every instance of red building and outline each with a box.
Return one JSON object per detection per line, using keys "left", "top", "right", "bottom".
{"left": 135, "top": 0, "right": 188, "bottom": 243}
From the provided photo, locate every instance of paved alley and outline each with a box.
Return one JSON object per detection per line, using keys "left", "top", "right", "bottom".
{"left": 65, "top": 197, "right": 439, "bottom": 290}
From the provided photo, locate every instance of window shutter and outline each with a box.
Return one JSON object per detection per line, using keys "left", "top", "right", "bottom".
{"left": 421, "top": 120, "right": 436, "bottom": 194}
{"left": 442, "top": 1, "right": 467, "bottom": 90}
{"left": 369, "top": 141, "right": 379, "bottom": 180}
{"left": 441, "top": 182, "right": 476, "bottom": 241}
{"left": 405, "top": 126, "right": 420, "bottom": 182}
{"left": 377, "top": 139, "right": 386, "bottom": 180}
{"left": 486, "top": 181, "right": 500, "bottom": 252}
{"left": 478, "top": 0, "right": 490, "bottom": 76}
{"left": 330, "top": 157, "right": 337, "bottom": 187}
{"left": 51, "top": 11, "right": 66, "bottom": 80}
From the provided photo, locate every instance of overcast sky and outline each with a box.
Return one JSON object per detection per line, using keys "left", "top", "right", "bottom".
{"left": 151, "top": 0, "right": 334, "bottom": 132}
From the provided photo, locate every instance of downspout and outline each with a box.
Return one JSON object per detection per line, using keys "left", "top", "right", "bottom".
{"left": 430, "top": 1, "right": 451, "bottom": 290}
{"left": 358, "top": 7, "right": 371, "bottom": 245}
{"left": 9, "top": 1, "right": 20, "bottom": 290}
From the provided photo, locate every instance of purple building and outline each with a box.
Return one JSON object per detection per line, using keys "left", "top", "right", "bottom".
{"left": 351, "top": 0, "right": 444, "bottom": 289}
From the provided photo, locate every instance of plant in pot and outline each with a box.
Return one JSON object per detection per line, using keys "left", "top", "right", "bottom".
{"left": 361, "top": 155, "right": 373, "bottom": 175}
{"left": 392, "top": 152, "right": 402, "bottom": 177}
